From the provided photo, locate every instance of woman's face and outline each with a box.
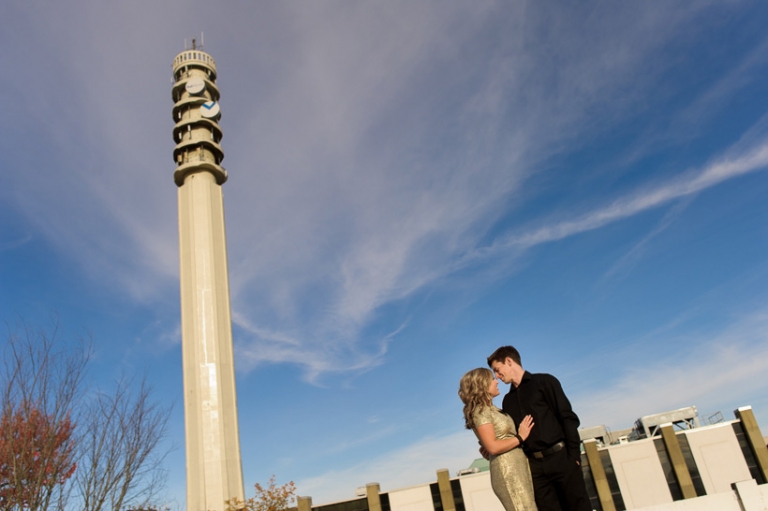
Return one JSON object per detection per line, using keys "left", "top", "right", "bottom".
{"left": 487, "top": 377, "right": 500, "bottom": 398}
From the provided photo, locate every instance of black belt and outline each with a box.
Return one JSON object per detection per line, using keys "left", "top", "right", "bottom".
{"left": 529, "top": 440, "right": 565, "bottom": 459}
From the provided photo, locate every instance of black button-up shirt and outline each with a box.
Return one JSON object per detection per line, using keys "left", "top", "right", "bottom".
{"left": 501, "top": 371, "right": 582, "bottom": 461}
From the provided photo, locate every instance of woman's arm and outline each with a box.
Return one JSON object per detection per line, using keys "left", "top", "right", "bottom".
{"left": 476, "top": 415, "right": 534, "bottom": 456}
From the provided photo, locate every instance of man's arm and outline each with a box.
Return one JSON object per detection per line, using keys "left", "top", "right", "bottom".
{"left": 542, "top": 374, "right": 581, "bottom": 462}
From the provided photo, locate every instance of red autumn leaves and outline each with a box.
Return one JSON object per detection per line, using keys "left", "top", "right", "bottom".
{"left": 0, "top": 403, "right": 76, "bottom": 509}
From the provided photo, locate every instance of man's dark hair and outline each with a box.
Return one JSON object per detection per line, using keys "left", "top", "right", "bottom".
{"left": 487, "top": 346, "right": 521, "bottom": 367}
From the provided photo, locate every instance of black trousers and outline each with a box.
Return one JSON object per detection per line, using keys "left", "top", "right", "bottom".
{"left": 527, "top": 448, "right": 591, "bottom": 511}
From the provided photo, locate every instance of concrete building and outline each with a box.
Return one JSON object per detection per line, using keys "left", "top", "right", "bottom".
{"left": 299, "top": 405, "right": 768, "bottom": 511}
{"left": 172, "top": 42, "right": 245, "bottom": 511}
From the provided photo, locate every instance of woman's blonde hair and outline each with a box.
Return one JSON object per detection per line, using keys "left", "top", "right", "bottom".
{"left": 458, "top": 368, "right": 495, "bottom": 429}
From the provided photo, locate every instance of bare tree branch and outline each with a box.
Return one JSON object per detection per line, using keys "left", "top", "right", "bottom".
{"left": 76, "top": 375, "right": 172, "bottom": 511}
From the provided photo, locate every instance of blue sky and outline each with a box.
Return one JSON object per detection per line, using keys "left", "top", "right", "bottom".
{"left": 2, "top": 0, "right": 768, "bottom": 507}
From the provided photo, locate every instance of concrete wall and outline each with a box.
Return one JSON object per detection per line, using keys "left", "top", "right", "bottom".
{"left": 369, "top": 470, "right": 768, "bottom": 511}
{"left": 682, "top": 421, "right": 752, "bottom": 494}
{"left": 387, "top": 484, "right": 433, "bottom": 511}
{"left": 607, "top": 438, "right": 672, "bottom": 509}
{"left": 454, "top": 474, "right": 768, "bottom": 511}
{"left": 457, "top": 471, "right": 505, "bottom": 511}
{"left": 636, "top": 479, "right": 768, "bottom": 511}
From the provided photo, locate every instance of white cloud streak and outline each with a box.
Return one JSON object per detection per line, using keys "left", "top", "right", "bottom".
{"left": 0, "top": 235, "right": 33, "bottom": 252}
{"left": 483, "top": 138, "right": 768, "bottom": 255}
{"left": 601, "top": 197, "right": 694, "bottom": 281}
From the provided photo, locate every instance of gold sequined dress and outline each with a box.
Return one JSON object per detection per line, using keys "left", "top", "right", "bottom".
{"left": 473, "top": 406, "right": 537, "bottom": 511}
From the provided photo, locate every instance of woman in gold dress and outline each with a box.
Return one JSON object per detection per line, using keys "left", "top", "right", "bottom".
{"left": 459, "top": 368, "right": 537, "bottom": 511}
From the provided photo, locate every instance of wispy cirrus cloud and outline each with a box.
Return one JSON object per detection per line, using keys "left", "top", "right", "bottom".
{"left": 232, "top": 310, "right": 391, "bottom": 383}
{"left": 230, "top": 130, "right": 768, "bottom": 382}
{"left": 223, "top": 2, "right": 741, "bottom": 380}
{"left": 601, "top": 197, "right": 694, "bottom": 281}
{"left": 2, "top": 1, "right": 765, "bottom": 384}
{"left": 478, "top": 136, "right": 768, "bottom": 257}
{"left": 0, "top": 235, "right": 33, "bottom": 252}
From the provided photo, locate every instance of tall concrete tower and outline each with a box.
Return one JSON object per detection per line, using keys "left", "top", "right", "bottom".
{"left": 171, "top": 42, "right": 245, "bottom": 511}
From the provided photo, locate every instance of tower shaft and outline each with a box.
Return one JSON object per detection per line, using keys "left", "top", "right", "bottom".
{"left": 172, "top": 47, "right": 244, "bottom": 511}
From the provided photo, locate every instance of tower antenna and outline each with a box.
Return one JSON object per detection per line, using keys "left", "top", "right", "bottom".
{"left": 184, "top": 33, "right": 205, "bottom": 51}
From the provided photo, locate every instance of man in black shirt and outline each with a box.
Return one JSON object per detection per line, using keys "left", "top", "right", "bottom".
{"left": 487, "top": 346, "right": 591, "bottom": 511}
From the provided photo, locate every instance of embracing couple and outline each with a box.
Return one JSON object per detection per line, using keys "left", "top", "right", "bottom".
{"left": 458, "top": 346, "right": 591, "bottom": 511}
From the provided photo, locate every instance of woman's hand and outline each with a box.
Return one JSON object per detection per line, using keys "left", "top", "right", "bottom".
{"left": 478, "top": 443, "right": 490, "bottom": 460}
{"left": 517, "top": 415, "right": 534, "bottom": 441}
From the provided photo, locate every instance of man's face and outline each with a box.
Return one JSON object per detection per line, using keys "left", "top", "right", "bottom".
{"left": 490, "top": 358, "right": 515, "bottom": 384}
